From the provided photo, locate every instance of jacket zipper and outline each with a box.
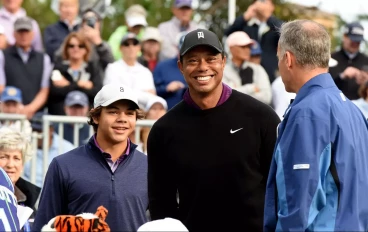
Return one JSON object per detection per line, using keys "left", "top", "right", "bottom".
{"left": 111, "top": 174, "right": 115, "bottom": 196}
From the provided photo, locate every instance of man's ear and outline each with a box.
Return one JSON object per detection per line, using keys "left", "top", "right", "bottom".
{"left": 177, "top": 60, "right": 184, "bottom": 74}
{"left": 222, "top": 55, "right": 227, "bottom": 69}
{"left": 285, "top": 51, "right": 293, "bottom": 70}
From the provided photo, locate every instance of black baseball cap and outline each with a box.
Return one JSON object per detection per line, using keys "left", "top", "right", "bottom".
{"left": 344, "top": 22, "right": 365, "bottom": 42}
{"left": 180, "top": 29, "right": 223, "bottom": 57}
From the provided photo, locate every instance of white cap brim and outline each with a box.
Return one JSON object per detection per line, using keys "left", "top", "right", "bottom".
{"left": 99, "top": 97, "right": 139, "bottom": 109}
{"left": 126, "top": 16, "right": 147, "bottom": 27}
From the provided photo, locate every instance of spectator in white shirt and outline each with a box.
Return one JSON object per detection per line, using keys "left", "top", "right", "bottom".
{"left": 104, "top": 33, "right": 156, "bottom": 96}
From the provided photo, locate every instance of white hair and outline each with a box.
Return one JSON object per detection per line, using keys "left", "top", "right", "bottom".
{"left": 0, "top": 127, "right": 32, "bottom": 163}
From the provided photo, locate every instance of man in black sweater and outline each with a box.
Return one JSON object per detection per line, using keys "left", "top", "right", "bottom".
{"left": 329, "top": 22, "right": 368, "bottom": 100}
{"left": 147, "top": 29, "right": 280, "bottom": 231}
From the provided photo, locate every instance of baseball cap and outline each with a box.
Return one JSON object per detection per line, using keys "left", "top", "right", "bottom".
{"left": 30, "top": 112, "right": 54, "bottom": 131}
{"left": 126, "top": 14, "right": 148, "bottom": 27}
{"left": 251, "top": 41, "right": 262, "bottom": 56}
{"left": 94, "top": 84, "right": 139, "bottom": 109}
{"left": 227, "top": 31, "right": 254, "bottom": 48}
{"left": 137, "top": 218, "right": 188, "bottom": 231}
{"left": 1, "top": 86, "right": 22, "bottom": 103}
{"left": 174, "top": 0, "right": 192, "bottom": 8}
{"left": 180, "top": 29, "right": 223, "bottom": 57}
{"left": 141, "top": 27, "right": 162, "bottom": 43}
{"left": 144, "top": 96, "right": 168, "bottom": 112}
{"left": 120, "top": 32, "right": 140, "bottom": 45}
{"left": 65, "top": 91, "right": 89, "bottom": 107}
{"left": 344, "top": 22, "right": 365, "bottom": 42}
{"left": 14, "top": 17, "right": 33, "bottom": 31}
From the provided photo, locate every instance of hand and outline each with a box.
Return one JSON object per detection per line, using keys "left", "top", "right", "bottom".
{"left": 166, "top": 81, "right": 185, "bottom": 92}
{"left": 19, "top": 105, "right": 36, "bottom": 119}
{"left": 254, "top": 0, "right": 274, "bottom": 22}
{"left": 341, "top": 67, "right": 361, "bottom": 79}
{"left": 356, "top": 71, "right": 368, "bottom": 85}
{"left": 81, "top": 25, "right": 102, "bottom": 45}
{"left": 243, "top": 4, "right": 257, "bottom": 21}
{"left": 52, "top": 77, "right": 70, "bottom": 87}
{"left": 77, "top": 80, "right": 93, "bottom": 89}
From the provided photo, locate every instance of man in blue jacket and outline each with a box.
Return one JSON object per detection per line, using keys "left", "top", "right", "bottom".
{"left": 33, "top": 84, "right": 148, "bottom": 231}
{"left": 264, "top": 19, "right": 368, "bottom": 231}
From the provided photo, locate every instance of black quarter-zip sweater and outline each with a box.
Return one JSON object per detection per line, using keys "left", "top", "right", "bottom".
{"left": 148, "top": 90, "right": 280, "bottom": 231}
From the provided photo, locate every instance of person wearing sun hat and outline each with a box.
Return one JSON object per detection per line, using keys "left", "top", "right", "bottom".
{"left": 223, "top": 31, "right": 272, "bottom": 104}
{"left": 33, "top": 84, "right": 148, "bottom": 232}
{"left": 108, "top": 4, "right": 148, "bottom": 60}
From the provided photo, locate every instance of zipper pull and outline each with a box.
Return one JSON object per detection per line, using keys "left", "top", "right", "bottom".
{"left": 111, "top": 175, "right": 114, "bottom": 181}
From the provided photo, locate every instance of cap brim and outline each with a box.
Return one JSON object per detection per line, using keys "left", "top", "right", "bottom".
{"left": 1, "top": 96, "right": 21, "bottom": 103}
{"left": 121, "top": 37, "right": 140, "bottom": 45}
{"left": 180, "top": 44, "right": 222, "bottom": 57}
{"left": 14, "top": 26, "right": 32, "bottom": 31}
{"left": 100, "top": 97, "right": 139, "bottom": 109}
{"left": 127, "top": 17, "right": 148, "bottom": 27}
{"left": 348, "top": 35, "right": 364, "bottom": 42}
{"left": 176, "top": 4, "right": 192, "bottom": 8}
{"left": 65, "top": 100, "right": 88, "bottom": 107}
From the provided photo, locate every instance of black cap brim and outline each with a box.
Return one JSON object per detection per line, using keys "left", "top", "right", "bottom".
{"left": 180, "top": 44, "right": 222, "bottom": 57}
{"left": 348, "top": 34, "right": 364, "bottom": 42}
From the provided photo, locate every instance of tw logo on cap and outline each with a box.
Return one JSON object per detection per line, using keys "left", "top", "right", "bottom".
{"left": 197, "top": 31, "right": 204, "bottom": 39}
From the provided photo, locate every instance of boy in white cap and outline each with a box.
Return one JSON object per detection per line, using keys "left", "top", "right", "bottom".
{"left": 33, "top": 84, "right": 148, "bottom": 232}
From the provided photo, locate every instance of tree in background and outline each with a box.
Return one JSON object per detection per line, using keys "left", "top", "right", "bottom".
{"left": 19, "top": 0, "right": 344, "bottom": 50}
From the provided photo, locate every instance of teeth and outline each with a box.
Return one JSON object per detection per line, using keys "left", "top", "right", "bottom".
{"left": 197, "top": 76, "right": 211, "bottom": 81}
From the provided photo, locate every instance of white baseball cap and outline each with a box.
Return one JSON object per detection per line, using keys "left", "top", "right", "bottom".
{"left": 144, "top": 96, "right": 168, "bottom": 112}
{"left": 126, "top": 14, "right": 148, "bottom": 27}
{"left": 142, "top": 27, "right": 162, "bottom": 43}
{"left": 137, "top": 218, "right": 188, "bottom": 231}
{"left": 94, "top": 84, "right": 139, "bottom": 109}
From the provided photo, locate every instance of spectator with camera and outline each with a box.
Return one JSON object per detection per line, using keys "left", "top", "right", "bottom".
{"left": 225, "top": 0, "right": 282, "bottom": 83}
{"left": 329, "top": 22, "right": 368, "bottom": 100}
{"left": 54, "top": 8, "right": 114, "bottom": 78}
{"left": 48, "top": 32, "right": 102, "bottom": 115}
{"left": 44, "top": 0, "right": 80, "bottom": 62}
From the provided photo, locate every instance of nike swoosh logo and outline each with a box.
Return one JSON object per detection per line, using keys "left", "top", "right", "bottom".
{"left": 230, "top": 128, "right": 243, "bottom": 134}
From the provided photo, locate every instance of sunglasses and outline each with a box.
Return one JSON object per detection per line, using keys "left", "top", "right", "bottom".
{"left": 67, "top": 44, "right": 86, "bottom": 49}
{"left": 122, "top": 40, "right": 139, "bottom": 47}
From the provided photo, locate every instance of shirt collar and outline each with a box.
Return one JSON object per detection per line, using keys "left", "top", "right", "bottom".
{"left": 291, "top": 73, "right": 336, "bottom": 107}
{"left": 0, "top": 7, "right": 26, "bottom": 20}
{"left": 171, "top": 16, "right": 190, "bottom": 31}
{"left": 93, "top": 135, "right": 131, "bottom": 157}
{"left": 183, "top": 83, "right": 232, "bottom": 109}
{"left": 16, "top": 46, "right": 32, "bottom": 55}
{"left": 343, "top": 49, "right": 359, "bottom": 60}
{"left": 247, "top": 17, "right": 261, "bottom": 27}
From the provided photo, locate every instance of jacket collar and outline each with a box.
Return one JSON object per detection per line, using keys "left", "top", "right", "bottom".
{"left": 87, "top": 135, "right": 138, "bottom": 156}
{"left": 291, "top": 73, "right": 335, "bottom": 107}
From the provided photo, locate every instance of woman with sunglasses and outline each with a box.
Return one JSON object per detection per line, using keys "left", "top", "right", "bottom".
{"left": 47, "top": 32, "right": 102, "bottom": 115}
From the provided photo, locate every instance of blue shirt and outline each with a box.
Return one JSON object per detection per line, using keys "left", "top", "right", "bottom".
{"left": 23, "top": 133, "right": 75, "bottom": 187}
{"left": 264, "top": 73, "right": 368, "bottom": 231}
{"left": 153, "top": 57, "right": 187, "bottom": 109}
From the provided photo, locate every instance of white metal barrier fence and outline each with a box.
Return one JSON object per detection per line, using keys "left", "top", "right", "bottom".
{"left": 0, "top": 113, "right": 155, "bottom": 186}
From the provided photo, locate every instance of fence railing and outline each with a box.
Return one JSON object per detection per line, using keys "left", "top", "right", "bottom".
{"left": 0, "top": 113, "right": 156, "bottom": 186}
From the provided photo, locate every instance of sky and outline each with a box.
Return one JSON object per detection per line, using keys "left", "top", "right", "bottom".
{"left": 286, "top": 0, "right": 368, "bottom": 39}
